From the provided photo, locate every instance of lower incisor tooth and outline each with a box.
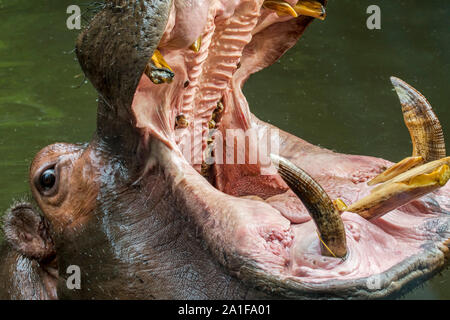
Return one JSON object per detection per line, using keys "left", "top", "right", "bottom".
{"left": 347, "top": 158, "right": 450, "bottom": 220}
{"left": 368, "top": 156, "right": 424, "bottom": 186}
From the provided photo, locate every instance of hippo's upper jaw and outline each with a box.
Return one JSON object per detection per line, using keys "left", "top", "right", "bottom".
{"left": 2, "top": 0, "right": 449, "bottom": 300}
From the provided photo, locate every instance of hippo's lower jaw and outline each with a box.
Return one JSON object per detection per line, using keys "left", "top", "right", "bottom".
{"left": 137, "top": 103, "right": 450, "bottom": 299}
{"left": 2, "top": 0, "right": 449, "bottom": 300}
{"left": 118, "top": 1, "right": 450, "bottom": 298}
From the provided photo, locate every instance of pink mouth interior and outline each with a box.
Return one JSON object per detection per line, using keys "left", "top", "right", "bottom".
{"left": 130, "top": 0, "right": 450, "bottom": 285}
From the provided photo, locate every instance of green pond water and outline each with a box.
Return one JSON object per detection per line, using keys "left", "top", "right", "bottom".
{"left": 0, "top": 0, "right": 448, "bottom": 299}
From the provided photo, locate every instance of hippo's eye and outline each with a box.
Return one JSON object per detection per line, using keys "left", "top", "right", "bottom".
{"left": 39, "top": 169, "right": 56, "bottom": 191}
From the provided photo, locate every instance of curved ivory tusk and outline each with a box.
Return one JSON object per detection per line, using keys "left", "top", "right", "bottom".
{"left": 391, "top": 76, "right": 446, "bottom": 162}
{"left": 368, "top": 77, "right": 446, "bottom": 186}
{"left": 271, "top": 154, "right": 347, "bottom": 258}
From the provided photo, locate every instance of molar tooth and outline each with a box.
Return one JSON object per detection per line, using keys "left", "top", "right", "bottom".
{"left": 271, "top": 154, "right": 347, "bottom": 258}
{"left": 189, "top": 36, "right": 202, "bottom": 53}
{"left": 212, "top": 101, "right": 224, "bottom": 122}
{"left": 293, "top": 1, "right": 326, "bottom": 20}
{"left": 208, "top": 119, "right": 216, "bottom": 129}
{"left": 145, "top": 49, "right": 174, "bottom": 84}
{"left": 263, "top": 0, "right": 299, "bottom": 18}
{"left": 215, "top": 101, "right": 224, "bottom": 113}
{"left": 175, "top": 114, "right": 189, "bottom": 129}
{"left": 201, "top": 162, "right": 211, "bottom": 178}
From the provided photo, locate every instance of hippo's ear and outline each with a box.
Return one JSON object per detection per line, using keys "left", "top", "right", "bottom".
{"left": 76, "top": 0, "right": 173, "bottom": 136}
{"left": 2, "top": 203, "right": 55, "bottom": 262}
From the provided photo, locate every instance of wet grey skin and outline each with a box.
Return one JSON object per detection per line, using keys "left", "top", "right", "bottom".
{"left": 0, "top": 0, "right": 449, "bottom": 300}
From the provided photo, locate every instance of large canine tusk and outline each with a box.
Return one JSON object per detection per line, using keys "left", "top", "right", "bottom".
{"left": 368, "top": 77, "right": 446, "bottom": 186}
{"left": 271, "top": 154, "right": 347, "bottom": 258}
{"left": 392, "top": 76, "right": 446, "bottom": 162}
{"left": 346, "top": 78, "right": 449, "bottom": 220}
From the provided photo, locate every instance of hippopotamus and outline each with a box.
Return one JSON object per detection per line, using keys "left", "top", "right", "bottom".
{"left": 1, "top": 0, "right": 449, "bottom": 300}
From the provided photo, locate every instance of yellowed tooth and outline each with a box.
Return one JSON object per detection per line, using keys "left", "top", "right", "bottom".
{"left": 263, "top": 0, "right": 299, "bottom": 18}
{"left": 145, "top": 49, "right": 174, "bottom": 84}
{"left": 208, "top": 119, "right": 216, "bottom": 129}
{"left": 201, "top": 162, "right": 212, "bottom": 178}
{"left": 294, "top": 0, "right": 326, "bottom": 20}
{"left": 212, "top": 101, "right": 225, "bottom": 122}
{"left": 151, "top": 49, "right": 172, "bottom": 71}
{"left": 215, "top": 101, "right": 224, "bottom": 113}
{"left": 347, "top": 158, "right": 450, "bottom": 220}
{"left": 409, "top": 164, "right": 450, "bottom": 187}
{"left": 368, "top": 156, "right": 424, "bottom": 186}
{"left": 175, "top": 114, "right": 189, "bottom": 129}
{"left": 189, "top": 36, "right": 202, "bottom": 53}
{"left": 333, "top": 198, "right": 348, "bottom": 212}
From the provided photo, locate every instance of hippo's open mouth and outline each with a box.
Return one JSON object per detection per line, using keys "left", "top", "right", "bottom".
{"left": 71, "top": 0, "right": 450, "bottom": 299}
